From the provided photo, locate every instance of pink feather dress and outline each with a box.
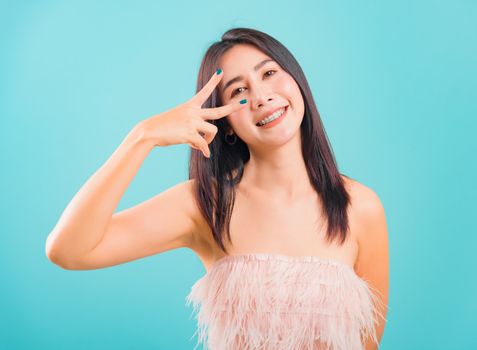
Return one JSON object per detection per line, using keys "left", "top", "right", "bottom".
{"left": 186, "top": 253, "right": 387, "bottom": 350}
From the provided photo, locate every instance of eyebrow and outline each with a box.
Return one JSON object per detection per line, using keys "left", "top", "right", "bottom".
{"left": 222, "top": 58, "right": 275, "bottom": 94}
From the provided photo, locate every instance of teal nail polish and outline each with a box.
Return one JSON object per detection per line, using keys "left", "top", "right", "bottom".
{"left": 216, "top": 68, "right": 222, "bottom": 75}
{"left": 240, "top": 99, "right": 247, "bottom": 104}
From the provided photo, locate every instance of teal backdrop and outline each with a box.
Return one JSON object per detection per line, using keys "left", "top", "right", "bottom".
{"left": 1, "top": 0, "right": 476, "bottom": 349}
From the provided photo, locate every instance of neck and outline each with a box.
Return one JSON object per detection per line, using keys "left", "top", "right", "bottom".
{"left": 241, "top": 132, "right": 312, "bottom": 201}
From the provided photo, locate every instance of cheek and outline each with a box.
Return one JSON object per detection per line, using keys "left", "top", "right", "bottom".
{"left": 227, "top": 111, "right": 248, "bottom": 129}
{"left": 276, "top": 75, "right": 298, "bottom": 97}
{"left": 279, "top": 76, "right": 303, "bottom": 109}
{"left": 228, "top": 108, "right": 245, "bottom": 121}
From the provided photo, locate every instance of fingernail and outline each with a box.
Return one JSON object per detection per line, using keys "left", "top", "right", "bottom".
{"left": 216, "top": 68, "right": 222, "bottom": 75}
{"left": 239, "top": 99, "right": 247, "bottom": 104}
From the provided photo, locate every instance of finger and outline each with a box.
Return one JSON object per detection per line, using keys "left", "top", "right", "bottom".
{"left": 196, "top": 121, "right": 218, "bottom": 145}
{"left": 191, "top": 69, "right": 223, "bottom": 107}
{"left": 190, "top": 133, "right": 210, "bottom": 158}
{"left": 200, "top": 99, "right": 248, "bottom": 120}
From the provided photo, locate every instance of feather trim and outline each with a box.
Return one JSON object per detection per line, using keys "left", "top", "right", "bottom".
{"left": 186, "top": 253, "right": 388, "bottom": 350}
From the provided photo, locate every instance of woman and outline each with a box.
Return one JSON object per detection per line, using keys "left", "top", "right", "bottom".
{"left": 46, "top": 27, "right": 389, "bottom": 350}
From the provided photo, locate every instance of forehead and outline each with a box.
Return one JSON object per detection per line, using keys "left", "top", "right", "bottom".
{"left": 217, "top": 44, "right": 273, "bottom": 93}
{"left": 218, "top": 44, "right": 269, "bottom": 67}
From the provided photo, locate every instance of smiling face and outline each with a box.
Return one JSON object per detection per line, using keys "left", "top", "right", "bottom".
{"left": 217, "top": 44, "right": 305, "bottom": 149}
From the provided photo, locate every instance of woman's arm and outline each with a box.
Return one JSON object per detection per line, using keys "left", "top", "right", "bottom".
{"left": 45, "top": 123, "right": 154, "bottom": 267}
{"left": 353, "top": 185, "right": 390, "bottom": 350}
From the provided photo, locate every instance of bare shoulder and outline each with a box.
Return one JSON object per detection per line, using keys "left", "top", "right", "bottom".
{"left": 341, "top": 174, "right": 389, "bottom": 263}
{"left": 180, "top": 178, "right": 214, "bottom": 255}
{"left": 341, "top": 176, "right": 385, "bottom": 216}
{"left": 341, "top": 175, "right": 386, "bottom": 234}
{"left": 341, "top": 175, "right": 390, "bottom": 343}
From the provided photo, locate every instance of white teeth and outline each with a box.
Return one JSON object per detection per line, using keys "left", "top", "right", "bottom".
{"left": 257, "top": 107, "right": 285, "bottom": 126}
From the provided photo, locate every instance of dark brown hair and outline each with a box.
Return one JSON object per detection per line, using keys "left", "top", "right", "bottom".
{"left": 188, "top": 27, "right": 352, "bottom": 254}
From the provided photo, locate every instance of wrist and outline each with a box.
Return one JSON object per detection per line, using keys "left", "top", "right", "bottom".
{"left": 126, "top": 122, "right": 156, "bottom": 150}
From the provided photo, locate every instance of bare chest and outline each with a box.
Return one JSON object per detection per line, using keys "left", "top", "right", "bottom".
{"left": 195, "top": 187, "right": 359, "bottom": 273}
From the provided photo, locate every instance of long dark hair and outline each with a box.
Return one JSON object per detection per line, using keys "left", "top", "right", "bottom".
{"left": 188, "top": 27, "right": 352, "bottom": 254}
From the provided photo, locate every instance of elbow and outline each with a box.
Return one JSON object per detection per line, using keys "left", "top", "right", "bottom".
{"left": 46, "top": 252, "right": 81, "bottom": 270}
{"left": 45, "top": 236, "right": 58, "bottom": 264}
{"left": 45, "top": 236, "right": 74, "bottom": 270}
{"left": 45, "top": 246, "right": 70, "bottom": 270}
{"left": 45, "top": 235, "right": 60, "bottom": 265}
{"left": 45, "top": 246, "right": 91, "bottom": 271}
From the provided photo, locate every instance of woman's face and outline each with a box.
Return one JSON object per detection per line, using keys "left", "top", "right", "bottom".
{"left": 217, "top": 44, "right": 305, "bottom": 149}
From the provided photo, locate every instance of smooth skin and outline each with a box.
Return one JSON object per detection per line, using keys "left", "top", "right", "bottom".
{"left": 216, "top": 48, "right": 388, "bottom": 350}
{"left": 46, "top": 45, "right": 388, "bottom": 349}
{"left": 45, "top": 69, "right": 245, "bottom": 269}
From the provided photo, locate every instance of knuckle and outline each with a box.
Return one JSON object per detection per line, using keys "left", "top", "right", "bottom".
{"left": 186, "top": 128, "right": 196, "bottom": 138}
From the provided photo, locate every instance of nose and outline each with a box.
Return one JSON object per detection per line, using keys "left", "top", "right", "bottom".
{"left": 251, "top": 88, "right": 274, "bottom": 110}
{"left": 253, "top": 97, "right": 274, "bottom": 110}
{"left": 249, "top": 80, "right": 274, "bottom": 110}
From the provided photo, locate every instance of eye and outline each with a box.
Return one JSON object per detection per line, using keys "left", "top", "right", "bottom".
{"left": 230, "top": 70, "right": 277, "bottom": 97}
{"left": 264, "top": 70, "right": 276, "bottom": 78}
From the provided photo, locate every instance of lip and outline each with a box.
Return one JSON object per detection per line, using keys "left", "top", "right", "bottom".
{"left": 255, "top": 106, "right": 288, "bottom": 126}
{"left": 256, "top": 105, "right": 288, "bottom": 128}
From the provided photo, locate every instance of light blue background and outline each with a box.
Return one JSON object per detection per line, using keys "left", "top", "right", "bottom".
{"left": 1, "top": 0, "right": 476, "bottom": 349}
